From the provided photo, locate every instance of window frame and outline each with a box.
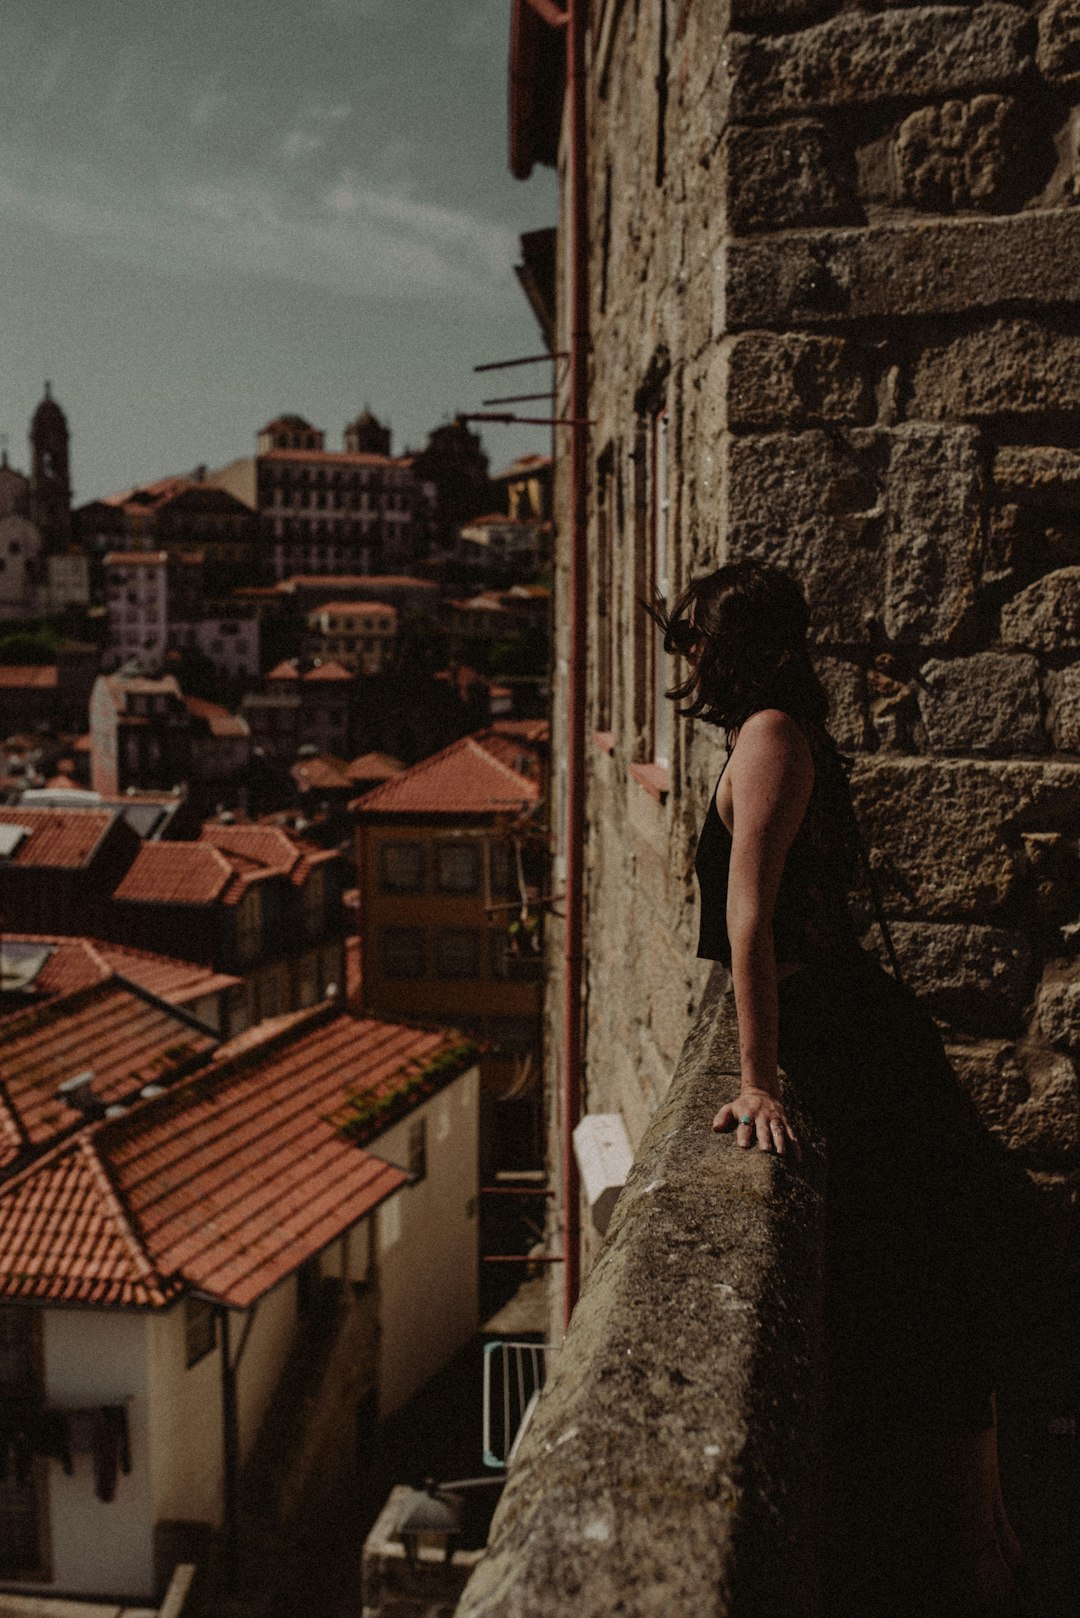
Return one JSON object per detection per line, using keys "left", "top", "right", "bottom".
{"left": 378, "top": 839, "right": 426, "bottom": 895}
{"left": 381, "top": 926, "right": 426, "bottom": 980}
{"left": 435, "top": 840, "right": 482, "bottom": 895}
{"left": 434, "top": 927, "right": 483, "bottom": 980}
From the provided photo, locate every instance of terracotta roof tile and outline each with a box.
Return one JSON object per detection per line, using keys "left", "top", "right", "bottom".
{"left": 0, "top": 1137, "right": 177, "bottom": 1308}
{"left": 291, "top": 756, "right": 353, "bottom": 792}
{"left": 0, "top": 934, "right": 239, "bottom": 1010}
{"left": 351, "top": 731, "right": 539, "bottom": 816}
{"left": 183, "top": 694, "right": 250, "bottom": 738}
{"left": 347, "top": 752, "right": 404, "bottom": 781}
{"left": 0, "top": 807, "right": 116, "bottom": 868}
{"left": 279, "top": 574, "right": 433, "bottom": 592}
{"left": 491, "top": 718, "right": 550, "bottom": 743}
{"left": 0, "top": 666, "right": 59, "bottom": 689}
{"left": 0, "top": 1006, "right": 472, "bottom": 1309}
{"left": 113, "top": 841, "right": 235, "bottom": 905}
{"left": 0, "top": 978, "right": 218, "bottom": 1169}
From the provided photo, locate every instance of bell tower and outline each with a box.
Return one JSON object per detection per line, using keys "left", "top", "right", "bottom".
{"left": 29, "top": 381, "right": 72, "bottom": 549}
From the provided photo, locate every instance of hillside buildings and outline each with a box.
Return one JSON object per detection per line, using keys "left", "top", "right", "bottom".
{"left": 0, "top": 385, "right": 88, "bottom": 617}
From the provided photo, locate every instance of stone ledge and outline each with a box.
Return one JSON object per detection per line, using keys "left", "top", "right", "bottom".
{"left": 728, "top": 5, "right": 1031, "bottom": 120}
{"left": 718, "top": 210, "right": 1080, "bottom": 331}
{"left": 454, "top": 970, "right": 827, "bottom": 1618}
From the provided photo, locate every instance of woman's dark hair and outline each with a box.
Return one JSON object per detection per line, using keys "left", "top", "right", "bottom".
{"left": 643, "top": 558, "right": 863, "bottom": 888}
{"left": 642, "top": 558, "right": 828, "bottom": 738}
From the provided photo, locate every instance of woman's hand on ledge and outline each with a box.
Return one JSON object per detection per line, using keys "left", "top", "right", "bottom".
{"left": 713, "top": 1087, "right": 801, "bottom": 1161}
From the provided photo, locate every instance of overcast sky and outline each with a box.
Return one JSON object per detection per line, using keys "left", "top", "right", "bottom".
{"left": 0, "top": 0, "right": 558, "bottom": 502}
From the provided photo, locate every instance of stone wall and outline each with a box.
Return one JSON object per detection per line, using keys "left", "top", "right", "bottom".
{"left": 543, "top": 0, "right": 1080, "bottom": 1321}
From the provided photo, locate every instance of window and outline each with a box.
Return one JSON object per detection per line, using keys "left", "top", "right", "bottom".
{"left": 436, "top": 841, "right": 481, "bottom": 894}
{"left": 381, "top": 927, "right": 426, "bottom": 979}
{"left": 408, "top": 1117, "right": 427, "bottom": 1182}
{"left": 435, "top": 928, "right": 481, "bottom": 979}
{"left": 185, "top": 1295, "right": 216, "bottom": 1368}
{"left": 379, "top": 840, "right": 425, "bottom": 894}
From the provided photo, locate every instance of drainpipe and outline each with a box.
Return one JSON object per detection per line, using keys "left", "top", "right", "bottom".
{"left": 562, "top": 0, "right": 589, "bottom": 1332}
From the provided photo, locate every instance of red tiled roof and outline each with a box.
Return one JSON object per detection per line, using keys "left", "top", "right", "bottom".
{"left": 347, "top": 752, "right": 404, "bottom": 782}
{"left": 113, "top": 841, "right": 236, "bottom": 905}
{"left": 0, "top": 807, "right": 115, "bottom": 868}
{"left": 43, "top": 772, "right": 81, "bottom": 790}
{"left": 0, "top": 934, "right": 240, "bottom": 1011}
{"left": 351, "top": 731, "right": 540, "bottom": 816}
{"left": 291, "top": 756, "right": 353, "bottom": 793}
{"left": 0, "top": 665, "right": 59, "bottom": 689}
{"left": 0, "top": 1006, "right": 473, "bottom": 1309}
{"left": 0, "top": 978, "right": 218, "bottom": 1170}
{"left": 0, "top": 1136, "right": 179, "bottom": 1308}
{"left": 304, "top": 660, "right": 352, "bottom": 682}
{"left": 308, "top": 600, "right": 397, "bottom": 618}
{"left": 200, "top": 822, "right": 336, "bottom": 887}
{"left": 183, "top": 695, "right": 250, "bottom": 738}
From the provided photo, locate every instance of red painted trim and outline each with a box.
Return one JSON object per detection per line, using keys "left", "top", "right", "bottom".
{"left": 628, "top": 761, "right": 671, "bottom": 803}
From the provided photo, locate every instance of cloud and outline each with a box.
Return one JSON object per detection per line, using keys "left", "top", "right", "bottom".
{"left": 282, "top": 130, "right": 324, "bottom": 160}
{"left": 0, "top": 148, "right": 518, "bottom": 311}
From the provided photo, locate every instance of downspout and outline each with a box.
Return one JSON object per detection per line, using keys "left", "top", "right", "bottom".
{"left": 562, "top": 0, "right": 588, "bottom": 1332}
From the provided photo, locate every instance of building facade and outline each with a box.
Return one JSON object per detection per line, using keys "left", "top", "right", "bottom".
{"left": 208, "top": 416, "right": 429, "bottom": 579}
{"left": 103, "top": 551, "right": 260, "bottom": 678}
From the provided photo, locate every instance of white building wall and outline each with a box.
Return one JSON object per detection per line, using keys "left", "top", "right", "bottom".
{"left": 37, "top": 1308, "right": 156, "bottom": 1601}
{"left": 145, "top": 1304, "right": 223, "bottom": 1531}
{"left": 374, "top": 1066, "right": 480, "bottom": 1417}
{"left": 235, "top": 1275, "right": 298, "bottom": 1461}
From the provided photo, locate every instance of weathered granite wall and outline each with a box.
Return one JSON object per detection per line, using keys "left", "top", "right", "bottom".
{"left": 542, "top": 0, "right": 1080, "bottom": 1317}
{"left": 458, "top": 971, "right": 828, "bottom": 1618}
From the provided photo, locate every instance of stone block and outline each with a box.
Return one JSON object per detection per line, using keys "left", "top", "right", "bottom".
{"left": 723, "top": 429, "right": 886, "bottom": 642}
{"left": 725, "top": 332, "right": 874, "bottom": 429}
{"left": 993, "top": 445, "right": 1080, "bottom": 511}
{"left": 912, "top": 323, "right": 1080, "bottom": 421}
{"left": 945, "top": 1039, "right": 1030, "bottom": 1137}
{"left": 1046, "top": 664, "right": 1080, "bottom": 750}
{"left": 1002, "top": 1047, "right": 1080, "bottom": 1160}
{"left": 719, "top": 211, "right": 1080, "bottom": 331}
{"left": 724, "top": 426, "right": 981, "bottom": 647}
{"left": 727, "top": 6, "right": 1031, "bottom": 120}
{"left": 1000, "top": 566, "right": 1080, "bottom": 651}
{"left": 1037, "top": 0, "right": 1080, "bottom": 87}
{"left": 850, "top": 757, "right": 1080, "bottom": 918}
{"left": 815, "top": 654, "right": 870, "bottom": 749}
{"left": 895, "top": 95, "right": 1019, "bottom": 212}
{"left": 724, "top": 121, "right": 858, "bottom": 236}
{"left": 867, "top": 920, "right": 1032, "bottom": 1033}
{"left": 882, "top": 425, "right": 983, "bottom": 647}
{"left": 918, "top": 652, "right": 1044, "bottom": 755}
{"left": 1036, "top": 962, "right": 1080, "bottom": 1053}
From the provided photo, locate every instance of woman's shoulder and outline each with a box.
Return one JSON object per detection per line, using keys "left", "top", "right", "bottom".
{"left": 736, "top": 706, "right": 814, "bottom": 751}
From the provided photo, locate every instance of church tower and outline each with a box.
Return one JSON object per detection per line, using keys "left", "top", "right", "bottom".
{"left": 29, "top": 381, "right": 72, "bottom": 549}
{"left": 344, "top": 407, "right": 391, "bottom": 457}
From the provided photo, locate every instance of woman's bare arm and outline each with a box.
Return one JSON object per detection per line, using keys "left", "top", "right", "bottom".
{"left": 712, "top": 709, "right": 812, "bottom": 1157}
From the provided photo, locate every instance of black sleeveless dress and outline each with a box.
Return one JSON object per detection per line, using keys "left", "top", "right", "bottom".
{"left": 695, "top": 718, "right": 1000, "bottom": 1434}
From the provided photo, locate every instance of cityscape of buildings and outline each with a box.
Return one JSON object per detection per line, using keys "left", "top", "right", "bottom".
{"left": 0, "top": 375, "right": 553, "bottom": 1613}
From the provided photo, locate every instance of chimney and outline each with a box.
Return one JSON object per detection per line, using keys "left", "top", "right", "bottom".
{"left": 57, "top": 1070, "right": 98, "bottom": 1116}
